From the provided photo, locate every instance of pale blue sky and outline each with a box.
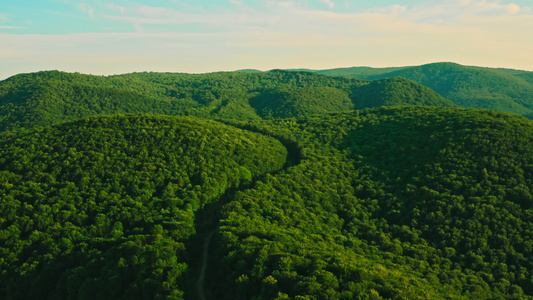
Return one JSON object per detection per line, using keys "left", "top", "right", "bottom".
{"left": 1, "top": 0, "right": 532, "bottom": 78}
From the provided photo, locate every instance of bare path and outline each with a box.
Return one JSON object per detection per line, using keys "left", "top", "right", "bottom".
{"left": 197, "top": 229, "right": 217, "bottom": 300}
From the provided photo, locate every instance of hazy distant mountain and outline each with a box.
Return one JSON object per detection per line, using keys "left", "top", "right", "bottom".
{"left": 315, "top": 66, "right": 409, "bottom": 79}
{"left": 311, "top": 62, "right": 533, "bottom": 117}
{"left": 518, "top": 72, "right": 533, "bottom": 85}
{"left": 234, "top": 69, "right": 264, "bottom": 73}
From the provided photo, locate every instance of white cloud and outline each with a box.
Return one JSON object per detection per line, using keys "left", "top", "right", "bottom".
{"left": 0, "top": 26, "right": 26, "bottom": 29}
{"left": 103, "top": 5, "right": 206, "bottom": 25}
{"left": 473, "top": 0, "right": 521, "bottom": 15}
{"left": 102, "top": 3, "right": 295, "bottom": 30}
{"left": 400, "top": 0, "right": 527, "bottom": 25}
{"left": 106, "top": 4, "right": 127, "bottom": 15}
{"left": 79, "top": 3, "right": 95, "bottom": 19}
{"left": 368, "top": 4, "right": 407, "bottom": 15}
{"left": 79, "top": 3, "right": 87, "bottom": 13}
{"left": 319, "top": 0, "right": 335, "bottom": 10}
{"left": 265, "top": 1, "right": 299, "bottom": 10}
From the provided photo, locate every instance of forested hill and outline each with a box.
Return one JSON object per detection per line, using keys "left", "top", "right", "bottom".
{"left": 3, "top": 64, "right": 533, "bottom": 299}
{"left": 213, "top": 107, "right": 533, "bottom": 299}
{"left": 314, "top": 62, "right": 533, "bottom": 117}
{"left": 351, "top": 77, "right": 454, "bottom": 109}
{"left": 0, "top": 70, "right": 453, "bottom": 132}
{"left": 2, "top": 106, "right": 533, "bottom": 299}
{"left": 0, "top": 114, "right": 287, "bottom": 299}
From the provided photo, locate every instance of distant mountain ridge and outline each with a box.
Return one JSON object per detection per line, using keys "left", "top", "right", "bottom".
{"left": 3, "top": 62, "right": 532, "bottom": 132}
{"left": 308, "top": 62, "right": 533, "bottom": 117}
{"left": 0, "top": 69, "right": 452, "bottom": 132}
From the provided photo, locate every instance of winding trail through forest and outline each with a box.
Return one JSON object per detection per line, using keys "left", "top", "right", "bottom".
{"left": 194, "top": 123, "right": 301, "bottom": 300}
{"left": 197, "top": 229, "right": 217, "bottom": 300}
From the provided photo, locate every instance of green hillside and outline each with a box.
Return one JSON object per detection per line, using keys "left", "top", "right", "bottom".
{"left": 315, "top": 66, "right": 408, "bottom": 79}
{"left": 210, "top": 107, "right": 533, "bottom": 299}
{"left": 2, "top": 106, "right": 533, "bottom": 299}
{"left": 518, "top": 72, "right": 533, "bottom": 85}
{"left": 313, "top": 62, "right": 533, "bottom": 117}
{"left": 0, "top": 70, "right": 452, "bottom": 132}
{"left": 351, "top": 77, "right": 455, "bottom": 109}
{"left": 0, "top": 114, "right": 287, "bottom": 299}
{"left": 2, "top": 65, "right": 533, "bottom": 299}
{"left": 249, "top": 86, "right": 355, "bottom": 119}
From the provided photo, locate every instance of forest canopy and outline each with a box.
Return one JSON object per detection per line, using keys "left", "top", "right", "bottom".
{"left": 1, "top": 67, "right": 533, "bottom": 299}
{"left": 0, "top": 114, "right": 287, "bottom": 299}
{"left": 0, "top": 70, "right": 453, "bottom": 132}
{"left": 211, "top": 107, "right": 533, "bottom": 299}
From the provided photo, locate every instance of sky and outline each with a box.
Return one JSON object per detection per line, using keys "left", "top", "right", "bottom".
{"left": 1, "top": 0, "right": 533, "bottom": 79}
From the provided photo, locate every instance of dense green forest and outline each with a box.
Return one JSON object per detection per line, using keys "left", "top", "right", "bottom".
{"left": 311, "top": 62, "right": 533, "bottom": 117}
{"left": 351, "top": 77, "right": 455, "bottom": 109}
{"left": 0, "top": 70, "right": 451, "bottom": 132}
{"left": 0, "top": 114, "right": 287, "bottom": 299}
{"left": 2, "top": 66, "right": 533, "bottom": 299}
{"left": 208, "top": 107, "right": 533, "bottom": 299}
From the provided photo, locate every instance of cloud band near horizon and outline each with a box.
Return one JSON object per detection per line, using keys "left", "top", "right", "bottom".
{"left": 1, "top": 0, "right": 532, "bottom": 79}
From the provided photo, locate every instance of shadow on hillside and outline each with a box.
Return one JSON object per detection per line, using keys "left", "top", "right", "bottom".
{"left": 339, "top": 118, "right": 451, "bottom": 183}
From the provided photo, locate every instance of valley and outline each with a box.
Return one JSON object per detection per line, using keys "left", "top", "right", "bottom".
{"left": 1, "top": 63, "right": 533, "bottom": 299}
